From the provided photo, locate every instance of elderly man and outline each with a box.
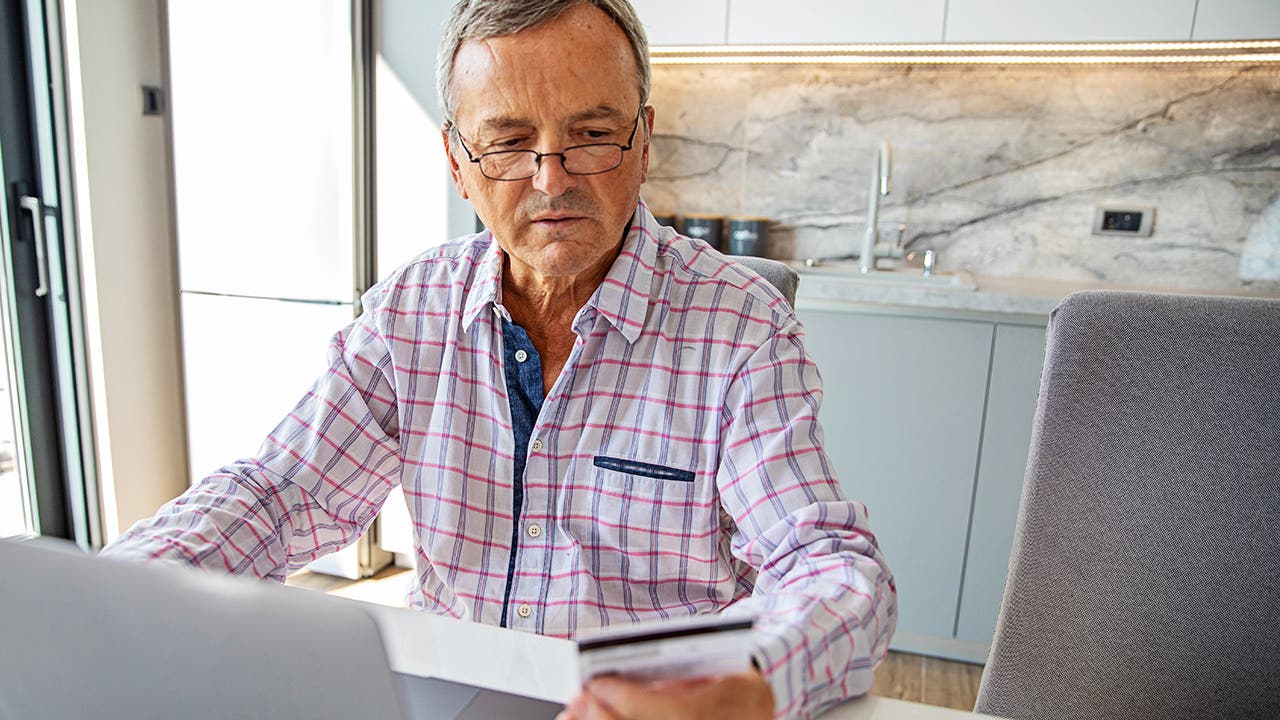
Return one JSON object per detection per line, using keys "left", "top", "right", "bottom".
{"left": 103, "top": 1, "right": 896, "bottom": 718}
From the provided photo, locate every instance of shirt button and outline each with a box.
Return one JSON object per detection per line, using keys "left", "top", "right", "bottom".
{"left": 515, "top": 349, "right": 529, "bottom": 363}
{"left": 530, "top": 438, "right": 543, "bottom": 453}
{"left": 527, "top": 523, "right": 542, "bottom": 538}
{"left": 517, "top": 603, "right": 533, "bottom": 619}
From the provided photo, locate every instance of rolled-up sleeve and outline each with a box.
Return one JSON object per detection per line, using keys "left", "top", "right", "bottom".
{"left": 101, "top": 292, "right": 402, "bottom": 581}
{"left": 716, "top": 318, "right": 897, "bottom": 720}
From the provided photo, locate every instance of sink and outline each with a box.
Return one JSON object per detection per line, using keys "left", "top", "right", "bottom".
{"left": 794, "top": 260, "right": 977, "bottom": 291}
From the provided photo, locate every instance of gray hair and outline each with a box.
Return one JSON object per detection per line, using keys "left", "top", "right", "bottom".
{"left": 437, "top": 0, "right": 650, "bottom": 126}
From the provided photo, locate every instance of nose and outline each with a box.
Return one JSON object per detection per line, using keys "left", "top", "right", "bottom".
{"left": 530, "top": 153, "right": 576, "bottom": 197}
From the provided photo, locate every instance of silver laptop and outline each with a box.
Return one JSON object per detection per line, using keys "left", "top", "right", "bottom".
{"left": 0, "top": 538, "right": 561, "bottom": 720}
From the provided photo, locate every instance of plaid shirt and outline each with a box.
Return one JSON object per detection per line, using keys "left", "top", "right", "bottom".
{"left": 105, "top": 203, "right": 896, "bottom": 719}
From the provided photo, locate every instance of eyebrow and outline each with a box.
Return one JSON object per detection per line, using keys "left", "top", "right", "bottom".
{"left": 566, "top": 105, "right": 629, "bottom": 124}
{"left": 477, "top": 104, "right": 630, "bottom": 134}
{"left": 479, "top": 116, "right": 534, "bottom": 133}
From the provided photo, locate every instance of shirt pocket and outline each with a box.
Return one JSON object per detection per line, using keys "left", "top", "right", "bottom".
{"left": 591, "top": 455, "right": 696, "bottom": 484}
{"left": 570, "top": 454, "right": 705, "bottom": 539}
{"left": 567, "top": 455, "right": 711, "bottom": 588}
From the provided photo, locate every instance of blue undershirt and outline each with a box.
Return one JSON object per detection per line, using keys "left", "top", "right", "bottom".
{"left": 497, "top": 318, "right": 544, "bottom": 627}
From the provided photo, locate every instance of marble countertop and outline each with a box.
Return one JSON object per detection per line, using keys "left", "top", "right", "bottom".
{"left": 791, "top": 264, "right": 1280, "bottom": 321}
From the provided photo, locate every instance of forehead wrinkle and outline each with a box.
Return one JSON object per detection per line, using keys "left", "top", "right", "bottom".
{"left": 450, "top": 7, "right": 642, "bottom": 136}
{"left": 567, "top": 105, "right": 629, "bottom": 124}
{"left": 471, "top": 103, "right": 630, "bottom": 141}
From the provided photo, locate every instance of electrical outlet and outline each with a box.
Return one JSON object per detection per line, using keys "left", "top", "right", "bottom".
{"left": 1092, "top": 205, "right": 1154, "bottom": 237}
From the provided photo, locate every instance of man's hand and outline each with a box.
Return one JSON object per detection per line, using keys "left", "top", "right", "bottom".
{"left": 555, "top": 668, "right": 774, "bottom": 720}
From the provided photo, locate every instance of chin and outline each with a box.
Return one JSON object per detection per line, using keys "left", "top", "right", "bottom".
{"left": 527, "top": 226, "right": 602, "bottom": 253}
{"left": 533, "top": 247, "right": 604, "bottom": 277}
{"left": 504, "top": 220, "right": 623, "bottom": 275}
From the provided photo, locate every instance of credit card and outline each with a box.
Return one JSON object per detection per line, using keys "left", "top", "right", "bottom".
{"left": 577, "top": 614, "right": 756, "bottom": 682}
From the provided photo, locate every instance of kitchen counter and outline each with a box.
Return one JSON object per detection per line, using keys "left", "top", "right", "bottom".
{"left": 791, "top": 264, "right": 1280, "bottom": 322}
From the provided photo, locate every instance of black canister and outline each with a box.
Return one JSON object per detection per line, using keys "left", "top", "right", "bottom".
{"left": 726, "top": 217, "right": 769, "bottom": 256}
{"left": 681, "top": 215, "right": 723, "bottom": 251}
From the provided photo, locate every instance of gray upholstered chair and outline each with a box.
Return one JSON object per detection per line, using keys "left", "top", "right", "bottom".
{"left": 975, "top": 290, "right": 1280, "bottom": 720}
{"left": 733, "top": 256, "right": 799, "bottom": 306}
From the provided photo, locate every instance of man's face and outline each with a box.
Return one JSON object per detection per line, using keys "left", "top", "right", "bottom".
{"left": 443, "top": 3, "right": 653, "bottom": 281}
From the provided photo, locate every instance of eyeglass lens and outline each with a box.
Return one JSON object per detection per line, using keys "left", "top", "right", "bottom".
{"left": 481, "top": 144, "right": 624, "bottom": 180}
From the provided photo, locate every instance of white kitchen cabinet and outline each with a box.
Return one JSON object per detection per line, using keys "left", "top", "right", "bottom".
{"left": 727, "top": 0, "right": 947, "bottom": 44}
{"left": 955, "top": 324, "right": 1046, "bottom": 646}
{"left": 631, "top": 0, "right": 728, "bottom": 45}
{"left": 799, "top": 308, "right": 993, "bottom": 647}
{"left": 945, "top": 0, "right": 1198, "bottom": 42}
{"left": 798, "top": 302, "right": 1048, "bottom": 662}
{"left": 638, "top": 0, "right": 1272, "bottom": 47}
{"left": 1192, "top": 0, "right": 1280, "bottom": 40}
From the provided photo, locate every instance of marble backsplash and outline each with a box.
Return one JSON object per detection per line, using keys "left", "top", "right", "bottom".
{"left": 641, "top": 63, "right": 1280, "bottom": 292}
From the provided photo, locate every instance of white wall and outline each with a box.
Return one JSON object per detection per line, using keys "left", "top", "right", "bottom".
{"left": 377, "top": 0, "right": 475, "bottom": 254}
{"left": 63, "top": 0, "right": 188, "bottom": 540}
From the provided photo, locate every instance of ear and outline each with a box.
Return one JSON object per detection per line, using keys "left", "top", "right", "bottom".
{"left": 638, "top": 105, "right": 655, "bottom": 185}
{"left": 441, "top": 127, "right": 470, "bottom": 200}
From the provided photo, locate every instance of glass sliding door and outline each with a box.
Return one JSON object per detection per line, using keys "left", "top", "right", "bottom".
{"left": 0, "top": 0, "right": 94, "bottom": 544}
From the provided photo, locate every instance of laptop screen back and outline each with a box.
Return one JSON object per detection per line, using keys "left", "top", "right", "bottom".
{"left": 0, "top": 539, "right": 407, "bottom": 720}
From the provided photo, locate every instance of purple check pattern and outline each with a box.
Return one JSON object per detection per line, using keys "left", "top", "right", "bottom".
{"left": 104, "top": 202, "right": 897, "bottom": 719}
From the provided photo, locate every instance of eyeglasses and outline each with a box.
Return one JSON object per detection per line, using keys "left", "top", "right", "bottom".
{"left": 451, "top": 107, "right": 643, "bottom": 182}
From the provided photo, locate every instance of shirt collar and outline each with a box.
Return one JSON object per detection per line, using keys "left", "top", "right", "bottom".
{"left": 582, "top": 202, "right": 657, "bottom": 345}
{"left": 460, "top": 202, "right": 659, "bottom": 342}
{"left": 461, "top": 231, "right": 506, "bottom": 331}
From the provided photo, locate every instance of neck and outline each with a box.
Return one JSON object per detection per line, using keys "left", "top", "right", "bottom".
{"left": 501, "top": 242, "right": 621, "bottom": 328}
{"left": 501, "top": 241, "right": 621, "bottom": 396}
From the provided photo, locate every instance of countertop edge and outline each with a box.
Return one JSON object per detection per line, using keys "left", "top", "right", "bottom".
{"left": 793, "top": 271, "right": 1280, "bottom": 320}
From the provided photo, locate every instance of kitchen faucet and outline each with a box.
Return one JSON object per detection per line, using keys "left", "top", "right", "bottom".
{"left": 859, "top": 140, "right": 891, "bottom": 273}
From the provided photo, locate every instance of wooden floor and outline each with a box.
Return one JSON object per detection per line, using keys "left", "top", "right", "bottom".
{"left": 289, "top": 567, "right": 983, "bottom": 712}
{"left": 870, "top": 648, "right": 984, "bottom": 712}
{"left": 287, "top": 564, "right": 414, "bottom": 607}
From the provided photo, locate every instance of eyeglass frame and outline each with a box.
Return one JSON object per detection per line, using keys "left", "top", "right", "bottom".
{"left": 447, "top": 106, "right": 646, "bottom": 182}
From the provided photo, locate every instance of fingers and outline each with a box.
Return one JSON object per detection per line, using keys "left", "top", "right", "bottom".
{"left": 587, "top": 675, "right": 691, "bottom": 720}
{"left": 556, "top": 692, "right": 585, "bottom": 720}
{"left": 583, "top": 669, "right": 775, "bottom": 720}
{"left": 559, "top": 689, "right": 624, "bottom": 720}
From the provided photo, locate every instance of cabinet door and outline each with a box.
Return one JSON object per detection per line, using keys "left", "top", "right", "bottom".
{"left": 955, "top": 323, "right": 1046, "bottom": 645}
{"left": 728, "top": 0, "right": 946, "bottom": 44}
{"left": 631, "top": 0, "right": 728, "bottom": 45}
{"left": 1192, "top": 0, "right": 1280, "bottom": 40}
{"left": 799, "top": 308, "right": 992, "bottom": 641}
{"left": 946, "top": 0, "right": 1197, "bottom": 42}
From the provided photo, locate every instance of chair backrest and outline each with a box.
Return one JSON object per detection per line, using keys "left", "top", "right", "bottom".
{"left": 975, "top": 290, "right": 1280, "bottom": 720}
{"left": 733, "top": 256, "right": 799, "bottom": 306}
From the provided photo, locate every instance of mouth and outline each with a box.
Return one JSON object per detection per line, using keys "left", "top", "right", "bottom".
{"left": 530, "top": 214, "right": 586, "bottom": 228}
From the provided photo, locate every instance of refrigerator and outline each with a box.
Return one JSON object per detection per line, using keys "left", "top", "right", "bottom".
{"left": 168, "top": 0, "right": 387, "bottom": 578}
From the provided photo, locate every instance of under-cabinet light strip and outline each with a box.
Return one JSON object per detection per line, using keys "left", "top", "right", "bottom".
{"left": 650, "top": 40, "right": 1280, "bottom": 54}
{"left": 649, "top": 40, "right": 1280, "bottom": 64}
{"left": 652, "top": 53, "right": 1280, "bottom": 65}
